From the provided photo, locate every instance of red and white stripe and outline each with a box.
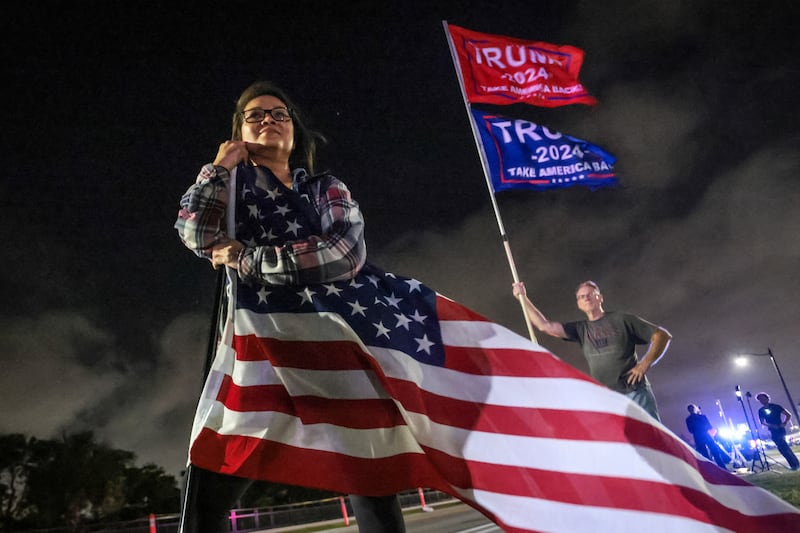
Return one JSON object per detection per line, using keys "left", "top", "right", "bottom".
{"left": 189, "top": 294, "right": 800, "bottom": 532}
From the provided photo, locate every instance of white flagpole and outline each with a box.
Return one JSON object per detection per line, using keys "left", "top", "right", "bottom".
{"left": 442, "top": 20, "right": 538, "bottom": 344}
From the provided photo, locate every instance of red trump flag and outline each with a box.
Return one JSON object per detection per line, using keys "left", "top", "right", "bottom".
{"left": 447, "top": 23, "right": 597, "bottom": 107}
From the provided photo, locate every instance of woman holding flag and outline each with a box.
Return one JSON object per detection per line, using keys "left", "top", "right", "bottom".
{"left": 175, "top": 80, "right": 405, "bottom": 532}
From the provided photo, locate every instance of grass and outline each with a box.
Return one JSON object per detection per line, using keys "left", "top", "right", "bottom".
{"left": 737, "top": 447, "right": 800, "bottom": 508}
{"left": 746, "top": 469, "right": 800, "bottom": 507}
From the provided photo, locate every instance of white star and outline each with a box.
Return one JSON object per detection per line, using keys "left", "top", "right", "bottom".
{"left": 372, "top": 321, "right": 391, "bottom": 339}
{"left": 244, "top": 237, "right": 257, "bottom": 247}
{"left": 410, "top": 310, "right": 427, "bottom": 324}
{"left": 405, "top": 278, "right": 423, "bottom": 293}
{"left": 323, "top": 283, "right": 343, "bottom": 297}
{"left": 415, "top": 334, "right": 435, "bottom": 355}
{"left": 374, "top": 296, "right": 387, "bottom": 307}
{"left": 257, "top": 287, "right": 271, "bottom": 304}
{"left": 385, "top": 293, "right": 402, "bottom": 308}
{"left": 262, "top": 228, "right": 277, "bottom": 241}
{"left": 348, "top": 299, "right": 368, "bottom": 317}
{"left": 241, "top": 185, "right": 253, "bottom": 198}
{"left": 349, "top": 278, "right": 364, "bottom": 289}
{"left": 366, "top": 275, "right": 380, "bottom": 287}
{"left": 394, "top": 313, "right": 412, "bottom": 330}
{"left": 274, "top": 204, "right": 291, "bottom": 216}
{"left": 247, "top": 204, "right": 260, "bottom": 218}
{"left": 286, "top": 219, "right": 302, "bottom": 236}
{"left": 265, "top": 187, "right": 281, "bottom": 200}
{"left": 297, "top": 287, "right": 316, "bottom": 304}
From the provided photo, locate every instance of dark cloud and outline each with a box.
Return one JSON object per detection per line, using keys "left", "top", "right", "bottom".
{"left": 0, "top": 312, "right": 123, "bottom": 436}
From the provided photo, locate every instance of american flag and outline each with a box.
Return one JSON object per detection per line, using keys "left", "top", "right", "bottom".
{"left": 188, "top": 264, "right": 800, "bottom": 532}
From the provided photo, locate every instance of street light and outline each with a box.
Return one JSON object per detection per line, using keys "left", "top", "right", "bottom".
{"left": 735, "top": 347, "right": 800, "bottom": 428}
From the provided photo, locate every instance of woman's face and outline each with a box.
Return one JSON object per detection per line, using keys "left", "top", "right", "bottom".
{"left": 240, "top": 94, "right": 295, "bottom": 157}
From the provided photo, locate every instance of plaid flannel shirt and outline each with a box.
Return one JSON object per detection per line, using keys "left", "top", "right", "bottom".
{"left": 175, "top": 163, "right": 366, "bottom": 286}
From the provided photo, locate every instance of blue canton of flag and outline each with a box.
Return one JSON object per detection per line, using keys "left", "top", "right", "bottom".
{"left": 235, "top": 175, "right": 322, "bottom": 249}
{"left": 236, "top": 265, "right": 446, "bottom": 367}
{"left": 471, "top": 108, "right": 618, "bottom": 192}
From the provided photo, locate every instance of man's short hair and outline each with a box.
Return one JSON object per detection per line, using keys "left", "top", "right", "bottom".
{"left": 575, "top": 280, "right": 600, "bottom": 293}
{"left": 687, "top": 404, "right": 698, "bottom": 413}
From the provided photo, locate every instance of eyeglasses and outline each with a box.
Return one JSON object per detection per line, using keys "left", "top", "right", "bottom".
{"left": 242, "top": 107, "right": 293, "bottom": 123}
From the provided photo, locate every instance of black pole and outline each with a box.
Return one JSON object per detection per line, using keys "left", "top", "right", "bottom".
{"left": 767, "top": 348, "right": 800, "bottom": 429}
{"left": 745, "top": 391, "right": 770, "bottom": 470}
{"left": 735, "top": 386, "right": 753, "bottom": 437}
{"left": 179, "top": 268, "right": 227, "bottom": 533}
{"left": 744, "top": 392, "right": 760, "bottom": 440}
{"left": 202, "top": 268, "right": 227, "bottom": 380}
{"left": 736, "top": 385, "right": 764, "bottom": 472}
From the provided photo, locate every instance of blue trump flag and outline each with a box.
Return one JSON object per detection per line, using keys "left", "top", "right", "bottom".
{"left": 471, "top": 108, "right": 617, "bottom": 192}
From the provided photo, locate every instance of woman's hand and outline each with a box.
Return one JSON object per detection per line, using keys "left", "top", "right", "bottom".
{"left": 212, "top": 141, "right": 249, "bottom": 171}
{"left": 211, "top": 239, "right": 245, "bottom": 270}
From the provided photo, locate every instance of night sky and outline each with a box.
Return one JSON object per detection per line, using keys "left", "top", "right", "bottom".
{"left": 3, "top": 1, "right": 799, "bottom": 478}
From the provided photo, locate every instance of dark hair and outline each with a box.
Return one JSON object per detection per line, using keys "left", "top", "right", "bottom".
{"left": 231, "top": 81, "right": 323, "bottom": 174}
{"left": 575, "top": 280, "right": 600, "bottom": 293}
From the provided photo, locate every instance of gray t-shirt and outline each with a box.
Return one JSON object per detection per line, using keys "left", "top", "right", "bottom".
{"left": 562, "top": 311, "right": 658, "bottom": 393}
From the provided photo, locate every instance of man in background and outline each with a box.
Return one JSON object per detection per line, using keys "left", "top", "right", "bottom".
{"left": 512, "top": 280, "right": 671, "bottom": 421}
{"left": 685, "top": 404, "right": 729, "bottom": 468}
{"left": 756, "top": 392, "right": 800, "bottom": 470}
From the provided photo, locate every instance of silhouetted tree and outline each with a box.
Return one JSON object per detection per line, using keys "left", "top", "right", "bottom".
{"left": 0, "top": 434, "right": 38, "bottom": 527}
{"left": 0, "top": 432, "right": 179, "bottom": 531}
{"left": 121, "top": 463, "right": 180, "bottom": 519}
{"left": 25, "top": 432, "right": 132, "bottom": 527}
{"left": 241, "top": 480, "right": 336, "bottom": 507}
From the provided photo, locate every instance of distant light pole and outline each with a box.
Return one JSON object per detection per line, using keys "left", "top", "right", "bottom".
{"left": 734, "top": 347, "right": 800, "bottom": 428}
{"left": 715, "top": 398, "right": 731, "bottom": 430}
{"left": 715, "top": 398, "right": 747, "bottom": 468}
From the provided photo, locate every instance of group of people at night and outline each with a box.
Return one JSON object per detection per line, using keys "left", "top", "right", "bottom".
{"left": 175, "top": 80, "right": 798, "bottom": 532}
{"left": 685, "top": 395, "right": 799, "bottom": 472}
{"left": 512, "top": 276, "right": 800, "bottom": 474}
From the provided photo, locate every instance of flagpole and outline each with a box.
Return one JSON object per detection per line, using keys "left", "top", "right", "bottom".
{"left": 178, "top": 166, "right": 238, "bottom": 533}
{"left": 442, "top": 20, "right": 537, "bottom": 344}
